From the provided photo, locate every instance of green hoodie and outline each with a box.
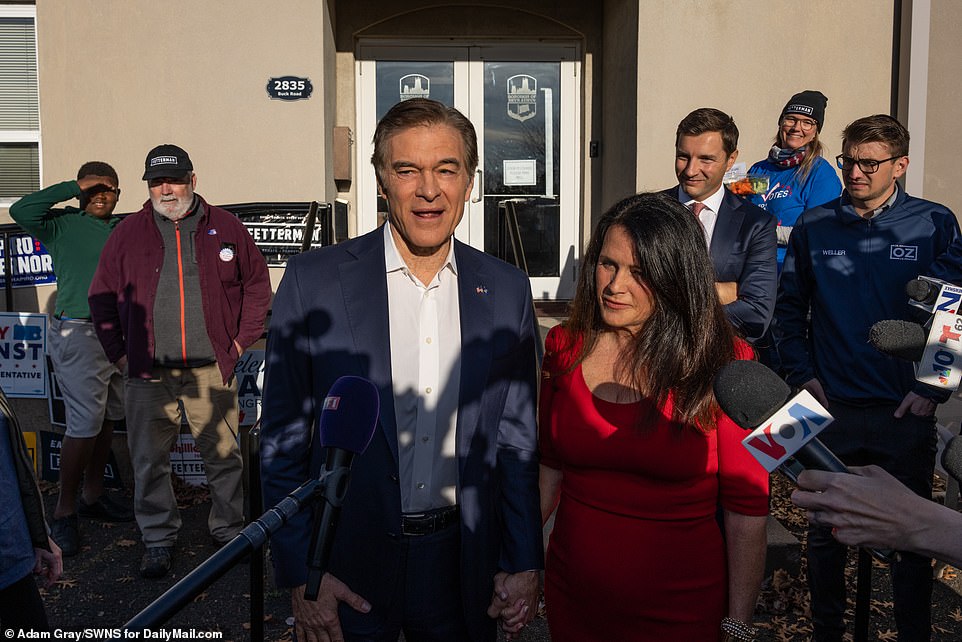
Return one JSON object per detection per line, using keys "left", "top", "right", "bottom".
{"left": 10, "top": 180, "right": 119, "bottom": 318}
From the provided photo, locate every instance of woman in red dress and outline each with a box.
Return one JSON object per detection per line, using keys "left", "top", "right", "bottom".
{"left": 539, "top": 192, "right": 770, "bottom": 642}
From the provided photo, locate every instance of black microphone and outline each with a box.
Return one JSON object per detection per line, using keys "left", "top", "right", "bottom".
{"left": 870, "top": 317, "right": 962, "bottom": 390}
{"left": 304, "top": 376, "right": 380, "bottom": 601}
{"left": 906, "top": 277, "right": 941, "bottom": 306}
{"left": 869, "top": 319, "right": 926, "bottom": 362}
{"left": 942, "top": 435, "right": 962, "bottom": 483}
{"left": 714, "top": 360, "right": 898, "bottom": 563}
{"left": 713, "top": 360, "right": 847, "bottom": 476}
{"left": 905, "top": 275, "right": 962, "bottom": 323}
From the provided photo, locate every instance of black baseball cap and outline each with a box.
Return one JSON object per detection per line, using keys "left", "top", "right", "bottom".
{"left": 142, "top": 144, "right": 193, "bottom": 181}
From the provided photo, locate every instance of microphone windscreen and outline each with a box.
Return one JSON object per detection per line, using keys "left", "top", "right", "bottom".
{"left": 713, "top": 360, "right": 792, "bottom": 430}
{"left": 318, "top": 376, "right": 380, "bottom": 454}
{"left": 868, "top": 320, "right": 926, "bottom": 362}
{"left": 942, "top": 436, "right": 962, "bottom": 483}
{"left": 906, "top": 278, "right": 937, "bottom": 304}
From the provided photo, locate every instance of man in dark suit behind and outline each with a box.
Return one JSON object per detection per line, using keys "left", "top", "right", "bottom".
{"left": 260, "top": 98, "right": 542, "bottom": 642}
{"left": 664, "top": 107, "right": 777, "bottom": 343}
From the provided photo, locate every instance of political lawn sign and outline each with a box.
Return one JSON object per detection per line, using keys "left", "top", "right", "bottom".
{"left": 0, "top": 234, "right": 56, "bottom": 288}
{"left": 0, "top": 312, "right": 47, "bottom": 397}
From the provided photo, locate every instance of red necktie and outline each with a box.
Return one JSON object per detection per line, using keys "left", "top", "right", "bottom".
{"left": 690, "top": 202, "right": 706, "bottom": 217}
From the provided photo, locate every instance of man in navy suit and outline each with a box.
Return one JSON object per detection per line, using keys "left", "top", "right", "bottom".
{"left": 260, "top": 99, "right": 542, "bottom": 642}
{"left": 665, "top": 107, "right": 777, "bottom": 343}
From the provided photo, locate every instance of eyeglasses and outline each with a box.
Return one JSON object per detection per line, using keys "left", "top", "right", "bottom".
{"left": 781, "top": 116, "right": 817, "bottom": 132}
{"left": 835, "top": 154, "right": 902, "bottom": 174}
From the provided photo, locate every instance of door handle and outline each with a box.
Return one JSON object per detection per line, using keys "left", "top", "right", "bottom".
{"left": 471, "top": 168, "right": 484, "bottom": 203}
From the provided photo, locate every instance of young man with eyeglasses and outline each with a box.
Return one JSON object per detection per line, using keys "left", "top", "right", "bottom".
{"left": 775, "top": 114, "right": 960, "bottom": 641}
{"left": 10, "top": 162, "right": 132, "bottom": 558}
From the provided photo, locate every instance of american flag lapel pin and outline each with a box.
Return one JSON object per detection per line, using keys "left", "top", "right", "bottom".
{"left": 476, "top": 285, "right": 488, "bottom": 295}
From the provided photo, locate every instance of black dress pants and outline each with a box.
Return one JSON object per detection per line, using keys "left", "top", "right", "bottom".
{"left": 337, "top": 523, "right": 477, "bottom": 642}
{"left": 807, "top": 400, "right": 936, "bottom": 642}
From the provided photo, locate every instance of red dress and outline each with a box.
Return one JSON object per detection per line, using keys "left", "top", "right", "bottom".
{"left": 539, "top": 326, "right": 769, "bottom": 642}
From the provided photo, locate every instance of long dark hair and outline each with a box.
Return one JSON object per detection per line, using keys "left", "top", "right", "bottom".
{"left": 565, "top": 192, "right": 736, "bottom": 430}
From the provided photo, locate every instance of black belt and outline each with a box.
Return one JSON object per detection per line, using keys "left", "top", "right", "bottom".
{"left": 400, "top": 506, "right": 459, "bottom": 537}
{"left": 54, "top": 313, "right": 91, "bottom": 321}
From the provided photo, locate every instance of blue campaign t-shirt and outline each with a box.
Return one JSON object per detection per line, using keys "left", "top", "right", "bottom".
{"left": 747, "top": 155, "right": 842, "bottom": 265}
{"left": 0, "top": 417, "right": 36, "bottom": 590}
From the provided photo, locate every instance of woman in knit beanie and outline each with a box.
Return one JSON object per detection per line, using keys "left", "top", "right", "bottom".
{"left": 746, "top": 90, "right": 842, "bottom": 267}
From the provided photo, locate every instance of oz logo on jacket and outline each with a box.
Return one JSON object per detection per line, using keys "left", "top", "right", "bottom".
{"left": 889, "top": 244, "right": 918, "bottom": 261}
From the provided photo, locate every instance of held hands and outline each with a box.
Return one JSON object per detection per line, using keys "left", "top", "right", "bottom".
{"left": 487, "top": 570, "right": 539, "bottom": 640}
{"left": 290, "top": 574, "right": 371, "bottom": 642}
{"left": 291, "top": 569, "right": 537, "bottom": 641}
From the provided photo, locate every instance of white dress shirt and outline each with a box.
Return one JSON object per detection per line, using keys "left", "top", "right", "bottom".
{"left": 679, "top": 184, "right": 726, "bottom": 247}
{"left": 384, "top": 224, "right": 461, "bottom": 512}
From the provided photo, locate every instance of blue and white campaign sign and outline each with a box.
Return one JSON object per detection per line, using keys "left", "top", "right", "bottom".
{"left": 0, "top": 235, "right": 56, "bottom": 288}
{"left": 235, "top": 349, "right": 265, "bottom": 426}
{"left": 0, "top": 312, "right": 47, "bottom": 397}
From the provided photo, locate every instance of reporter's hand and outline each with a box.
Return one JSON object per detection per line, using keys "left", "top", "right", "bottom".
{"left": 290, "top": 575, "right": 371, "bottom": 642}
{"left": 792, "top": 466, "right": 915, "bottom": 549}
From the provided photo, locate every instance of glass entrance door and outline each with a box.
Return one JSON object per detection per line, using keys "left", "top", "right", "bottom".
{"left": 357, "top": 43, "right": 580, "bottom": 299}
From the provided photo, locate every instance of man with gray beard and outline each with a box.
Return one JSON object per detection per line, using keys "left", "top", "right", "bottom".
{"left": 89, "top": 144, "right": 271, "bottom": 579}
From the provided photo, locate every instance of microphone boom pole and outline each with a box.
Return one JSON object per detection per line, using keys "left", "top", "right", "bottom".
{"left": 109, "top": 470, "right": 334, "bottom": 640}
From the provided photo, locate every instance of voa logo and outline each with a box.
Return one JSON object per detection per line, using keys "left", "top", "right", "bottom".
{"left": 890, "top": 245, "right": 918, "bottom": 261}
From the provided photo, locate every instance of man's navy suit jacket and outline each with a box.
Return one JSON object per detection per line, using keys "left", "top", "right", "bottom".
{"left": 664, "top": 186, "right": 777, "bottom": 342}
{"left": 259, "top": 227, "right": 543, "bottom": 640}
